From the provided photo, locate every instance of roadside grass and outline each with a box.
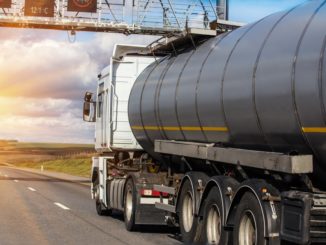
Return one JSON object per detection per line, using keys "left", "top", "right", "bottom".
{"left": 14, "top": 157, "right": 92, "bottom": 178}
{"left": 0, "top": 141, "right": 95, "bottom": 178}
{"left": 15, "top": 142, "right": 94, "bottom": 149}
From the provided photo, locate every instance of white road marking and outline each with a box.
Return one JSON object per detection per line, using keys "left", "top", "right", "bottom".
{"left": 54, "top": 202, "right": 70, "bottom": 210}
{"left": 14, "top": 180, "right": 19, "bottom": 183}
{"left": 28, "top": 187, "right": 36, "bottom": 192}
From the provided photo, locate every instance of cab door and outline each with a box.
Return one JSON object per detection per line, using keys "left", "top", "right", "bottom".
{"left": 95, "top": 82, "right": 111, "bottom": 150}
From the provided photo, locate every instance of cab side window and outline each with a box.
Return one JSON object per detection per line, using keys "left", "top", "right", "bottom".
{"left": 97, "top": 93, "right": 103, "bottom": 118}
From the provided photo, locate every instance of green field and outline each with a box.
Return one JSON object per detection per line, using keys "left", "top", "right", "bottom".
{"left": 15, "top": 142, "right": 94, "bottom": 149}
{"left": 0, "top": 141, "right": 95, "bottom": 178}
{"left": 14, "top": 157, "right": 92, "bottom": 178}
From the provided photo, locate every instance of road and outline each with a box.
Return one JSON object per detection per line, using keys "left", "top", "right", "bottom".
{"left": 0, "top": 166, "right": 181, "bottom": 245}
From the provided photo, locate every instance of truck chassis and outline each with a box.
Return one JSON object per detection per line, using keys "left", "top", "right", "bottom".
{"left": 90, "top": 139, "right": 326, "bottom": 244}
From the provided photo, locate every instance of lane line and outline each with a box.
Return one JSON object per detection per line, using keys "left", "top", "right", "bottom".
{"left": 14, "top": 180, "right": 19, "bottom": 183}
{"left": 54, "top": 202, "right": 70, "bottom": 210}
{"left": 28, "top": 187, "right": 36, "bottom": 192}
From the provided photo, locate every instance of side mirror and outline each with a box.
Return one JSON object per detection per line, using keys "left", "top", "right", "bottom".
{"left": 83, "top": 92, "right": 96, "bottom": 122}
{"left": 84, "top": 92, "right": 93, "bottom": 102}
{"left": 83, "top": 101, "right": 96, "bottom": 122}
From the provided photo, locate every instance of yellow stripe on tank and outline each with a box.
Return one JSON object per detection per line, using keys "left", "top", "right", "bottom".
{"left": 201, "top": 127, "right": 229, "bottom": 132}
{"left": 131, "top": 126, "right": 229, "bottom": 132}
{"left": 302, "top": 127, "right": 326, "bottom": 133}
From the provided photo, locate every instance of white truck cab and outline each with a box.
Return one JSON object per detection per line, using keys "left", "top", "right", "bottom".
{"left": 83, "top": 45, "right": 168, "bottom": 230}
{"left": 84, "top": 44, "right": 156, "bottom": 152}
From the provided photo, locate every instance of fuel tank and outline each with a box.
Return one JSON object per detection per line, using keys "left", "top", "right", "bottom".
{"left": 128, "top": 0, "right": 326, "bottom": 182}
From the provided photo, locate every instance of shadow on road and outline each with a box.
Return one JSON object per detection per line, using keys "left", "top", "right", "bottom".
{"left": 108, "top": 210, "right": 182, "bottom": 243}
{"left": 139, "top": 225, "right": 182, "bottom": 243}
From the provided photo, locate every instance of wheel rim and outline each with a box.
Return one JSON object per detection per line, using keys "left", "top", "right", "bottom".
{"left": 206, "top": 204, "right": 221, "bottom": 244}
{"left": 182, "top": 191, "right": 194, "bottom": 232}
{"left": 239, "top": 210, "right": 257, "bottom": 245}
{"left": 95, "top": 185, "right": 102, "bottom": 212}
{"left": 125, "top": 186, "right": 133, "bottom": 221}
{"left": 95, "top": 185, "right": 100, "bottom": 202}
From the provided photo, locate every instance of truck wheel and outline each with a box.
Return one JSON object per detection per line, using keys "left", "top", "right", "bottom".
{"left": 202, "top": 186, "right": 229, "bottom": 245}
{"left": 124, "top": 178, "right": 137, "bottom": 231}
{"left": 233, "top": 192, "right": 266, "bottom": 245}
{"left": 95, "top": 184, "right": 112, "bottom": 216}
{"left": 179, "top": 179, "right": 202, "bottom": 244}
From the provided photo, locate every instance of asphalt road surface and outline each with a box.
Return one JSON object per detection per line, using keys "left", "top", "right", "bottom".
{"left": 0, "top": 166, "right": 181, "bottom": 245}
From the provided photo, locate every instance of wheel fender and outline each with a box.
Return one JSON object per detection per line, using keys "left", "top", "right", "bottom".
{"left": 176, "top": 172, "right": 210, "bottom": 216}
{"left": 198, "top": 176, "right": 239, "bottom": 226}
{"left": 226, "top": 179, "right": 281, "bottom": 240}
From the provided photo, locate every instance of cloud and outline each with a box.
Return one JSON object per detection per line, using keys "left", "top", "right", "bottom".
{"left": 0, "top": 97, "right": 80, "bottom": 118}
{"left": 0, "top": 113, "right": 94, "bottom": 143}
{"left": 0, "top": 39, "right": 95, "bottom": 99}
{"left": 0, "top": 28, "right": 65, "bottom": 42}
{"left": 0, "top": 28, "right": 158, "bottom": 143}
{"left": 0, "top": 29, "right": 157, "bottom": 100}
{"left": 0, "top": 96, "right": 91, "bottom": 142}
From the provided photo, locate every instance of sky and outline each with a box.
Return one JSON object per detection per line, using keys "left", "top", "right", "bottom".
{"left": 0, "top": 0, "right": 308, "bottom": 143}
{"left": 229, "top": 0, "right": 307, "bottom": 22}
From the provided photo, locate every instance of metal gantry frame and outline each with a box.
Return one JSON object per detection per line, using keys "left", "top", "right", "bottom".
{"left": 136, "top": 0, "right": 217, "bottom": 30}
{"left": 0, "top": 0, "right": 226, "bottom": 34}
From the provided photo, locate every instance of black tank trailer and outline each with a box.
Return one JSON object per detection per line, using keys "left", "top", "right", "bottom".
{"left": 128, "top": 0, "right": 326, "bottom": 244}
{"left": 129, "top": 0, "right": 326, "bottom": 184}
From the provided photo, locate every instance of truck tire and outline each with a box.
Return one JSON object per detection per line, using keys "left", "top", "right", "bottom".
{"left": 95, "top": 183, "right": 112, "bottom": 216}
{"left": 124, "top": 178, "right": 137, "bottom": 231}
{"left": 179, "top": 179, "right": 203, "bottom": 244}
{"left": 202, "top": 186, "right": 229, "bottom": 245}
{"left": 233, "top": 192, "right": 266, "bottom": 245}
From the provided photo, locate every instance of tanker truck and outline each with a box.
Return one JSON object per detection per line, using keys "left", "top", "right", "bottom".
{"left": 83, "top": 0, "right": 326, "bottom": 244}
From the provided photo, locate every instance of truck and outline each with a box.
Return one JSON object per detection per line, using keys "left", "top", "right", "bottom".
{"left": 83, "top": 0, "right": 326, "bottom": 244}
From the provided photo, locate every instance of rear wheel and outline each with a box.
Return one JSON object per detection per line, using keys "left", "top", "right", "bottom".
{"left": 202, "top": 186, "right": 229, "bottom": 245}
{"left": 179, "top": 179, "right": 203, "bottom": 244}
{"left": 124, "top": 178, "right": 137, "bottom": 231}
{"left": 233, "top": 192, "right": 266, "bottom": 245}
{"left": 94, "top": 183, "right": 112, "bottom": 216}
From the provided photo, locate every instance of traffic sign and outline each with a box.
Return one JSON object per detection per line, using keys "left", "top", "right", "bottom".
{"left": 24, "top": 0, "right": 55, "bottom": 17}
{"left": 0, "top": 0, "right": 11, "bottom": 8}
{"left": 67, "top": 0, "right": 97, "bottom": 13}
